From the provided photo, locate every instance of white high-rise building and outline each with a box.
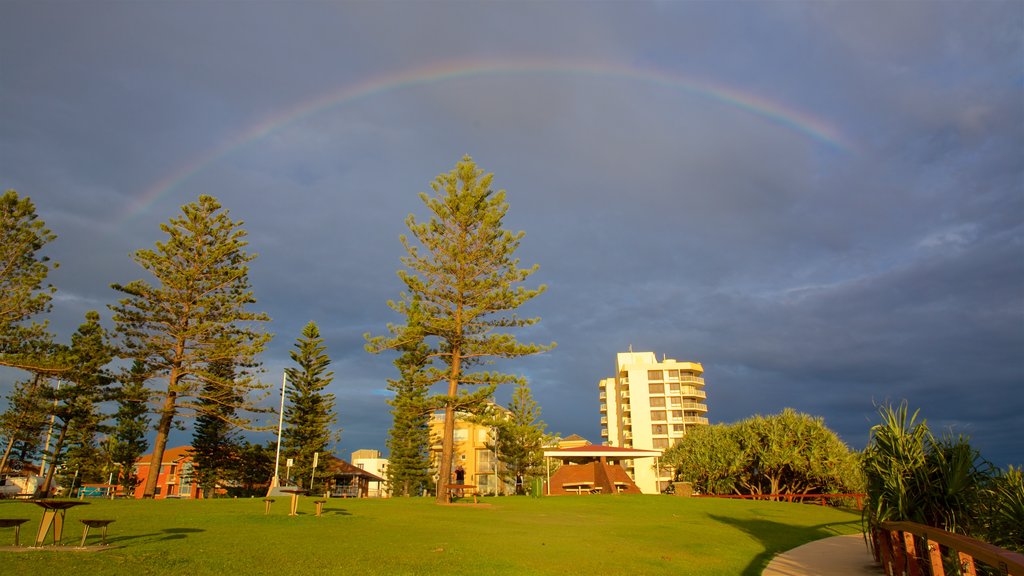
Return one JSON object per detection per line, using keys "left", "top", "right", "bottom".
{"left": 599, "top": 351, "right": 709, "bottom": 493}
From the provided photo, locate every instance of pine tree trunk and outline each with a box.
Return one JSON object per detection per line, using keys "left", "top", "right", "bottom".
{"left": 0, "top": 434, "right": 18, "bottom": 482}
{"left": 143, "top": 390, "right": 178, "bottom": 498}
{"left": 435, "top": 352, "right": 462, "bottom": 504}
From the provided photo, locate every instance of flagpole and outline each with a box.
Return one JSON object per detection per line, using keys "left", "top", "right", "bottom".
{"left": 271, "top": 371, "right": 287, "bottom": 489}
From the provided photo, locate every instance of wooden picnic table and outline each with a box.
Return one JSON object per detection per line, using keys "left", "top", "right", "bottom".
{"left": 445, "top": 484, "right": 478, "bottom": 504}
{"left": 28, "top": 499, "right": 89, "bottom": 546}
{"left": 279, "top": 488, "right": 307, "bottom": 516}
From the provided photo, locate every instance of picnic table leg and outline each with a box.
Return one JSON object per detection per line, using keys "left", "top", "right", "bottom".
{"left": 34, "top": 509, "right": 57, "bottom": 546}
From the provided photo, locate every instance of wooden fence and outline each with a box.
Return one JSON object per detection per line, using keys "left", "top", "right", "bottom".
{"left": 873, "top": 521, "right": 1024, "bottom": 576}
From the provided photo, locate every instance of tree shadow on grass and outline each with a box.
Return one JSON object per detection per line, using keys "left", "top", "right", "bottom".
{"left": 708, "top": 514, "right": 860, "bottom": 576}
{"left": 318, "top": 506, "right": 352, "bottom": 516}
{"left": 107, "top": 527, "right": 205, "bottom": 545}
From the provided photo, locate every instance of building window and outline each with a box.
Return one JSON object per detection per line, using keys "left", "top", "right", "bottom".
{"left": 454, "top": 429, "right": 468, "bottom": 442}
{"left": 652, "top": 438, "right": 670, "bottom": 449}
{"left": 651, "top": 410, "right": 667, "bottom": 421}
{"left": 672, "top": 410, "right": 683, "bottom": 419}
{"left": 652, "top": 424, "right": 667, "bottom": 435}
{"left": 667, "top": 369, "right": 679, "bottom": 379}
{"left": 647, "top": 370, "right": 663, "bottom": 380}
{"left": 672, "top": 424, "right": 687, "bottom": 432}
{"left": 669, "top": 396, "right": 681, "bottom": 406}
{"left": 648, "top": 383, "right": 664, "bottom": 394}
{"left": 650, "top": 397, "right": 665, "bottom": 408}
{"left": 668, "top": 382, "right": 680, "bottom": 392}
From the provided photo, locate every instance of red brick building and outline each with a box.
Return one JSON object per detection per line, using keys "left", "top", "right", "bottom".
{"left": 133, "top": 446, "right": 202, "bottom": 499}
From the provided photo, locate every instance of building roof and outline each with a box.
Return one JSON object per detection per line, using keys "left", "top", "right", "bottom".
{"left": 322, "top": 457, "right": 386, "bottom": 482}
{"left": 135, "top": 445, "right": 194, "bottom": 466}
{"left": 543, "top": 445, "right": 663, "bottom": 459}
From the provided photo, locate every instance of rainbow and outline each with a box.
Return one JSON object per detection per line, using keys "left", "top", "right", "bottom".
{"left": 123, "top": 58, "right": 851, "bottom": 221}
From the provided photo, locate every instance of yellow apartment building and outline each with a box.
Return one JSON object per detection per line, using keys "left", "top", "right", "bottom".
{"left": 428, "top": 405, "right": 511, "bottom": 495}
{"left": 599, "top": 351, "right": 709, "bottom": 493}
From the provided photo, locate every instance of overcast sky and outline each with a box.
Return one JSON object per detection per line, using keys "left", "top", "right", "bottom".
{"left": 2, "top": 1, "right": 1021, "bottom": 468}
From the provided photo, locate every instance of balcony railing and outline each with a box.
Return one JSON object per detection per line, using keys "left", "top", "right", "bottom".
{"left": 681, "top": 402, "right": 708, "bottom": 412}
{"left": 598, "top": 391, "right": 606, "bottom": 400}
{"left": 600, "top": 416, "right": 607, "bottom": 425}
{"left": 678, "top": 386, "right": 706, "bottom": 398}
{"left": 670, "top": 416, "right": 709, "bottom": 425}
{"left": 600, "top": 428, "right": 608, "bottom": 437}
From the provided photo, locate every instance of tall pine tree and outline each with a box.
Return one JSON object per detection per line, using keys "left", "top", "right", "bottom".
{"left": 191, "top": 359, "right": 241, "bottom": 498}
{"left": 0, "top": 190, "right": 61, "bottom": 373}
{"left": 492, "top": 382, "right": 548, "bottom": 493}
{"left": 109, "top": 360, "right": 151, "bottom": 496}
{"left": 110, "top": 196, "right": 270, "bottom": 498}
{"left": 282, "top": 321, "right": 337, "bottom": 489}
{"left": 367, "top": 156, "right": 554, "bottom": 504}
{"left": 38, "top": 311, "right": 115, "bottom": 495}
{"left": 384, "top": 314, "right": 433, "bottom": 497}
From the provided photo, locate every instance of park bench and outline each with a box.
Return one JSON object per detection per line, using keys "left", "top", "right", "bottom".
{"left": 263, "top": 498, "right": 275, "bottom": 515}
{"left": 79, "top": 519, "right": 115, "bottom": 547}
{"left": 313, "top": 500, "right": 326, "bottom": 517}
{"left": 0, "top": 518, "right": 30, "bottom": 546}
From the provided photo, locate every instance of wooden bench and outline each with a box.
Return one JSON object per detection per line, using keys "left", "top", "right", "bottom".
{"left": 313, "top": 500, "right": 326, "bottom": 517}
{"left": 79, "top": 519, "right": 115, "bottom": 547}
{"left": 0, "top": 518, "right": 30, "bottom": 546}
{"left": 263, "top": 498, "right": 275, "bottom": 515}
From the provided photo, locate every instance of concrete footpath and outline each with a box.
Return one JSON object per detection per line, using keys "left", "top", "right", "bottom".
{"left": 763, "top": 533, "right": 885, "bottom": 576}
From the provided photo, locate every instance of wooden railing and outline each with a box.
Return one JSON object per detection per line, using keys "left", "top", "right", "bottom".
{"left": 873, "top": 521, "right": 1024, "bottom": 576}
{"left": 693, "top": 492, "right": 865, "bottom": 509}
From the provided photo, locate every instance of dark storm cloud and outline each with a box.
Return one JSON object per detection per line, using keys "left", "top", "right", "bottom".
{"left": 1, "top": 1, "right": 1020, "bottom": 466}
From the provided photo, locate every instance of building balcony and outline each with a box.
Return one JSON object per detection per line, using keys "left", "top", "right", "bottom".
{"left": 600, "top": 403, "right": 607, "bottom": 412}
{"left": 622, "top": 417, "right": 631, "bottom": 425}
{"left": 681, "top": 402, "right": 708, "bottom": 412}
{"left": 600, "top": 416, "right": 607, "bottom": 425}
{"left": 622, "top": 404, "right": 631, "bottom": 413}
{"left": 679, "top": 375, "right": 704, "bottom": 385}
{"left": 601, "top": 428, "right": 608, "bottom": 437}
{"left": 599, "top": 391, "right": 606, "bottom": 400}
{"left": 678, "top": 386, "right": 706, "bottom": 398}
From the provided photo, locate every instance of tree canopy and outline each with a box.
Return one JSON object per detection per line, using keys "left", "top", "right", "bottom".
{"left": 110, "top": 195, "right": 270, "bottom": 498}
{"left": 367, "top": 156, "right": 553, "bottom": 504}
{"left": 282, "top": 321, "right": 337, "bottom": 489}
{"left": 662, "top": 408, "right": 862, "bottom": 497}
{"left": 0, "top": 189, "right": 61, "bottom": 372}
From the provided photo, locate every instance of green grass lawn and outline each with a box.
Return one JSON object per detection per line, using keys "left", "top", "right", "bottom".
{"left": 0, "top": 495, "right": 861, "bottom": 576}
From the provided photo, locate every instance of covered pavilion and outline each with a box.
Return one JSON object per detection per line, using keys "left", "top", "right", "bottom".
{"left": 542, "top": 445, "right": 662, "bottom": 495}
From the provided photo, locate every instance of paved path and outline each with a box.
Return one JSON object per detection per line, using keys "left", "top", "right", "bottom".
{"left": 763, "top": 533, "right": 885, "bottom": 576}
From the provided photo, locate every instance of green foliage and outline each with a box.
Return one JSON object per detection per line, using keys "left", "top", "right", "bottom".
{"left": 663, "top": 409, "right": 862, "bottom": 498}
{"left": 109, "top": 360, "right": 151, "bottom": 495}
{"left": 862, "top": 401, "right": 1014, "bottom": 550}
{"left": 282, "top": 321, "right": 337, "bottom": 489}
{"left": 384, "top": 325, "right": 434, "bottom": 497}
{"left": 983, "top": 466, "right": 1024, "bottom": 552}
{"left": 227, "top": 440, "right": 275, "bottom": 496}
{"left": 661, "top": 424, "right": 743, "bottom": 495}
{"left": 0, "top": 189, "right": 61, "bottom": 372}
{"left": 38, "top": 311, "right": 117, "bottom": 493}
{"left": 490, "top": 382, "right": 547, "bottom": 491}
{"left": 191, "top": 359, "right": 242, "bottom": 497}
{"left": 367, "top": 155, "right": 554, "bottom": 503}
{"left": 0, "top": 374, "right": 50, "bottom": 475}
{"left": 110, "top": 195, "right": 270, "bottom": 497}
